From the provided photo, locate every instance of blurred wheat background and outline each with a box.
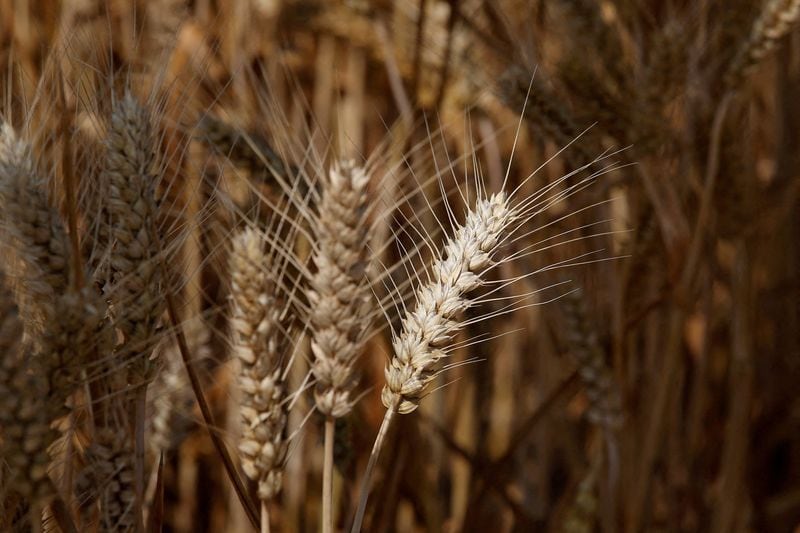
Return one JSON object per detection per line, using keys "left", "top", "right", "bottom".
{"left": 0, "top": 1, "right": 799, "bottom": 532}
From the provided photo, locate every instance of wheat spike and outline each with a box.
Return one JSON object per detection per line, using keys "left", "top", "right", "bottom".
{"left": 725, "top": 0, "right": 800, "bottom": 88}
{"left": 0, "top": 274, "right": 57, "bottom": 504}
{"left": 230, "top": 227, "right": 288, "bottom": 501}
{"left": 103, "top": 93, "right": 165, "bottom": 379}
{"left": 382, "top": 192, "right": 512, "bottom": 414}
{"left": 0, "top": 345, "right": 58, "bottom": 504}
{"left": 0, "top": 123, "right": 69, "bottom": 320}
{"left": 310, "top": 161, "right": 372, "bottom": 418}
{"left": 76, "top": 427, "right": 136, "bottom": 531}
{"left": 561, "top": 288, "right": 623, "bottom": 430}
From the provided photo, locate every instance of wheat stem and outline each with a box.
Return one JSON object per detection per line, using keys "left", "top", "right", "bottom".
{"left": 261, "top": 500, "right": 271, "bottom": 533}
{"left": 322, "top": 416, "right": 335, "bottom": 533}
{"left": 351, "top": 403, "right": 397, "bottom": 533}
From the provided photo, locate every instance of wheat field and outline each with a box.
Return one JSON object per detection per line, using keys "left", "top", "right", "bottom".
{"left": 0, "top": 1, "right": 798, "bottom": 532}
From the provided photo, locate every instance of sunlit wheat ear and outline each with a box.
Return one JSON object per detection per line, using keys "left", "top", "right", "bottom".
{"left": 725, "top": 0, "right": 800, "bottom": 88}
{"left": 103, "top": 92, "right": 164, "bottom": 379}
{"left": 76, "top": 426, "right": 136, "bottom": 531}
{"left": 310, "top": 160, "right": 373, "bottom": 418}
{"left": 229, "top": 228, "right": 288, "bottom": 503}
{"left": 382, "top": 192, "right": 512, "bottom": 414}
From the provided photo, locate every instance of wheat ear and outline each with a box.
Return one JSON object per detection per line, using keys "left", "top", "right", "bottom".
{"left": 725, "top": 0, "right": 800, "bottom": 88}
{"left": 101, "top": 92, "right": 167, "bottom": 531}
{"left": 0, "top": 123, "right": 69, "bottom": 322}
{"left": 104, "top": 92, "right": 165, "bottom": 375}
{"left": 352, "top": 192, "right": 513, "bottom": 532}
{"left": 76, "top": 427, "right": 136, "bottom": 531}
{"left": 0, "top": 271, "right": 57, "bottom": 508}
{"left": 308, "top": 161, "right": 372, "bottom": 533}
{"left": 230, "top": 227, "right": 288, "bottom": 533}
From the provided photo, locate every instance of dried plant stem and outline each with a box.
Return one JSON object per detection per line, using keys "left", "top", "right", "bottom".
{"left": 351, "top": 403, "right": 397, "bottom": 533}
{"left": 134, "top": 386, "right": 147, "bottom": 533}
{"left": 155, "top": 232, "right": 260, "bottom": 530}
{"left": 261, "top": 501, "right": 271, "bottom": 533}
{"left": 323, "top": 416, "right": 335, "bottom": 533}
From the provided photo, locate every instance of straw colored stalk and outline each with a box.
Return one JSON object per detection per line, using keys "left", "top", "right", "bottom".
{"left": 308, "top": 161, "right": 373, "bottom": 533}
{"left": 230, "top": 228, "right": 288, "bottom": 533}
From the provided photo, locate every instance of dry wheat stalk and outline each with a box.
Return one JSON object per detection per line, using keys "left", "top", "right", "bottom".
{"left": 230, "top": 228, "right": 288, "bottom": 506}
{"left": 310, "top": 161, "right": 372, "bottom": 419}
{"left": 725, "top": 0, "right": 800, "bottom": 88}
{"left": 382, "top": 192, "right": 512, "bottom": 414}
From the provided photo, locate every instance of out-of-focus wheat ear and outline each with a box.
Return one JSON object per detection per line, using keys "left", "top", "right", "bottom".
{"left": 725, "top": 0, "right": 800, "bottom": 88}
{"left": 0, "top": 488, "right": 31, "bottom": 532}
{"left": 0, "top": 123, "right": 70, "bottom": 324}
{"left": 308, "top": 161, "right": 373, "bottom": 533}
{"left": 103, "top": 92, "right": 165, "bottom": 377}
{"left": 352, "top": 193, "right": 514, "bottom": 533}
{"left": 102, "top": 91, "right": 166, "bottom": 532}
{"left": 0, "top": 275, "right": 56, "bottom": 509}
{"left": 148, "top": 336, "right": 202, "bottom": 455}
{"left": 560, "top": 288, "right": 623, "bottom": 432}
{"left": 0, "top": 123, "right": 114, "bottom": 408}
{"left": 229, "top": 228, "right": 288, "bottom": 531}
{"left": 75, "top": 427, "right": 136, "bottom": 532}
{"left": 561, "top": 461, "right": 600, "bottom": 533}
{"left": 0, "top": 343, "right": 59, "bottom": 507}
{"left": 197, "top": 114, "right": 291, "bottom": 181}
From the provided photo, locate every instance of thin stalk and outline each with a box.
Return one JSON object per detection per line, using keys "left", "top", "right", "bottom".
{"left": 261, "top": 501, "right": 271, "bottom": 533}
{"left": 154, "top": 233, "right": 260, "bottom": 530}
{"left": 323, "top": 416, "right": 335, "bottom": 533}
{"left": 351, "top": 405, "right": 397, "bottom": 533}
{"left": 134, "top": 384, "right": 147, "bottom": 533}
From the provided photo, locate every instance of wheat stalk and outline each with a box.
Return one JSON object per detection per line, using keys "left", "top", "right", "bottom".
{"left": 230, "top": 227, "right": 288, "bottom": 533}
